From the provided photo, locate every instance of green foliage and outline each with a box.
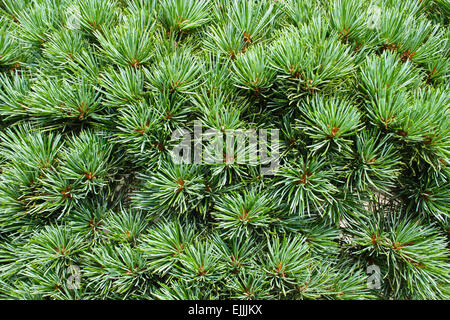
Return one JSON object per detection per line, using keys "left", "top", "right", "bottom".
{"left": 296, "top": 95, "right": 362, "bottom": 153}
{"left": 95, "top": 11, "right": 156, "bottom": 68}
{"left": 212, "top": 187, "right": 275, "bottom": 237}
{"left": 273, "top": 155, "right": 338, "bottom": 216}
{"left": 0, "top": 0, "right": 448, "bottom": 301}
{"left": 132, "top": 161, "right": 205, "bottom": 216}
{"left": 159, "top": 0, "right": 211, "bottom": 33}
{"left": 348, "top": 208, "right": 449, "bottom": 299}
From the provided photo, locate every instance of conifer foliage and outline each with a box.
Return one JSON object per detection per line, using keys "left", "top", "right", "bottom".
{"left": 0, "top": 0, "right": 449, "bottom": 300}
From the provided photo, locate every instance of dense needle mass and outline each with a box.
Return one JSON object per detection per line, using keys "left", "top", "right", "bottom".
{"left": 0, "top": 0, "right": 448, "bottom": 300}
